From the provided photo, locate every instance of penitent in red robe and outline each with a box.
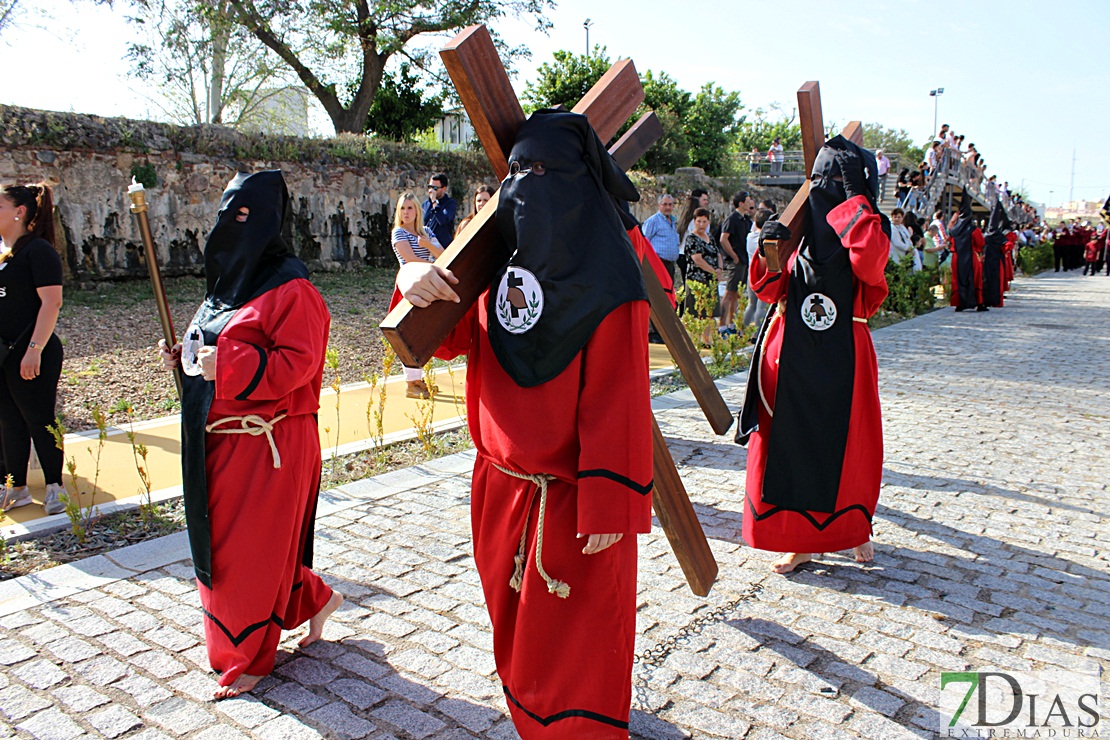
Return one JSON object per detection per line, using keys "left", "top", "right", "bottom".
{"left": 432, "top": 253, "right": 653, "bottom": 739}
{"left": 200, "top": 279, "right": 333, "bottom": 687}
{"left": 950, "top": 227, "right": 985, "bottom": 307}
{"left": 1002, "top": 233, "right": 1016, "bottom": 292}
{"left": 743, "top": 195, "right": 887, "bottom": 553}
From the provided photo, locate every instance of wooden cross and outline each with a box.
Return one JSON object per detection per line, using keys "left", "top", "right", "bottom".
{"left": 771, "top": 81, "right": 864, "bottom": 266}
{"left": 380, "top": 25, "right": 718, "bottom": 596}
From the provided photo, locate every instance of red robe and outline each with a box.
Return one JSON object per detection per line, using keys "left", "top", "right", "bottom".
{"left": 949, "top": 227, "right": 985, "bottom": 307}
{"left": 1002, "top": 233, "right": 1016, "bottom": 291}
{"left": 743, "top": 195, "right": 887, "bottom": 553}
{"left": 1085, "top": 239, "right": 1101, "bottom": 265}
{"left": 433, "top": 251, "right": 653, "bottom": 738}
{"left": 200, "top": 279, "right": 333, "bottom": 687}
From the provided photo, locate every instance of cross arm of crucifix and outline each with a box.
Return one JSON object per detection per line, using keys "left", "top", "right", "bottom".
{"left": 771, "top": 81, "right": 865, "bottom": 268}
{"left": 380, "top": 24, "right": 718, "bottom": 596}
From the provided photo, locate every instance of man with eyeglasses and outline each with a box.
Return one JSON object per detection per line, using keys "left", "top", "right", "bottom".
{"left": 423, "top": 172, "right": 458, "bottom": 248}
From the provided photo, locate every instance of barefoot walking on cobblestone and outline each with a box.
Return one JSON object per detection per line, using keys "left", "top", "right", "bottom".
{"left": 737, "top": 138, "right": 889, "bottom": 574}
{"left": 157, "top": 171, "right": 342, "bottom": 699}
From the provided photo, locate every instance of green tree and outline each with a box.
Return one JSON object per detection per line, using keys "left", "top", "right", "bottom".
{"left": 633, "top": 70, "right": 691, "bottom": 173}
{"left": 686, "top": 83, "right": 742, "bottom": 174}
{"left": 735, "top": 106, "right": 802, "bottom": 162}
{"left": 862, "top": 123, "right": 925, "bottom": 169}
{"left": 521, "top": 47, "right": 610, "bottom": 113}
{"left": 223, "top": 0, "right": 554, "bottom": 133}
{"left": 364, "top": 63, "right": 444, "bottom": 141}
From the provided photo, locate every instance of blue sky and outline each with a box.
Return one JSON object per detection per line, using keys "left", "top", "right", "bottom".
{"left": 2, "top": 0, "right": 1107, "bottom": 208}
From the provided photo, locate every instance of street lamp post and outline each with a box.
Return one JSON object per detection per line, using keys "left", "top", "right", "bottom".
{"left": 583, "top": 18, "right": 593, "bottom": 57}
{"left": 929, "top": 88, "right": 944, "bottom": 138}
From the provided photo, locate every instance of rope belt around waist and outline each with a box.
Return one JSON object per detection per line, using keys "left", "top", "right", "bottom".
{"left": 205, "top": 414, "right": 287, "bottom": 469}
{"left": 493, "top": 463, "right": 571, "bottom": 599}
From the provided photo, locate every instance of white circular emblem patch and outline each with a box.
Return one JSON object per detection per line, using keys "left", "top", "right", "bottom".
{"left": 800, "top": 292, "right": 837, "bottom": 331}
{"left": 180, "top": 323, "right": 206, "bottom": 377}
{"left": 495, "top": 267, "right": 544, "bottom": 334}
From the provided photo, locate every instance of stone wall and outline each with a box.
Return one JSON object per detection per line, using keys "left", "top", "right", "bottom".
{"left": 0, "top": 105, "right": 496, "bottom": 281}
{"left": 0, "top": 105, "right": 797, "bottom": 282}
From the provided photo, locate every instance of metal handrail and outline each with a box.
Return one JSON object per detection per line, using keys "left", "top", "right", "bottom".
{"left": 899, "top": 147, "right": 1030, "bottom": 225}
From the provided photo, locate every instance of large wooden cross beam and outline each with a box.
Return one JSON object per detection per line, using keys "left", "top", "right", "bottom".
{"left": 773, "top": 81, "right": 864, "bottom": 266}
{"left": 380, "top": 24, "right": 718, "bottom": 595}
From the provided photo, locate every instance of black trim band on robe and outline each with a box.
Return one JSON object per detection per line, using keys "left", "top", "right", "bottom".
{"left": 503, "top": 686, "right": 629, "bottom": 731}
{"left": 202, "top": 608, "right": 284, "bottom": 647}
{"left": 747, "top": 499, "right": 874, "bottom": 529}
{"left": 235, "top": 343, "right": 268, "bottom": 400}
{"left": 576, "top": 468, "right": 653, "bottom": 495}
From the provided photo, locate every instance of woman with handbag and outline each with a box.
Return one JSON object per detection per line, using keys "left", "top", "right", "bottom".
{"left": 0, "top": 183, "right": 65, "bottom": 514}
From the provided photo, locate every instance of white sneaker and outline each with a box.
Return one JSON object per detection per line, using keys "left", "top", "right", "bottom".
{"left": 1, "top": 486, "right": 32, "bottom": 512}
{"left": 43, "top": 484, "right": 67, "bottom": 515}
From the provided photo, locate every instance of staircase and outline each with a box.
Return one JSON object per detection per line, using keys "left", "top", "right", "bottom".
{"left": 876, "top": 170, "right": 902, "bottom": 216}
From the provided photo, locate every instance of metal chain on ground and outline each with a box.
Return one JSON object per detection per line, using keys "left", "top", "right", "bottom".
{"left": 632, "top": 584, "right": 764, "bottom": 717}
{"left": 634, "top": 583, "right": 764, "bottom": 669}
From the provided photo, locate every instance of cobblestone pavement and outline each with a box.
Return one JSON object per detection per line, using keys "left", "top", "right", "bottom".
{"left": 1, "top": 272, "right": 1107, "bottom": 739}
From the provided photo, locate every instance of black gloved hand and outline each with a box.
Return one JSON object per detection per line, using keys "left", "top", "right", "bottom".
{"left": 758, "top": 218, "right": 792, "bottom": 256}
{"left": 834, "top": 149, "right": 867, "bottom": 200}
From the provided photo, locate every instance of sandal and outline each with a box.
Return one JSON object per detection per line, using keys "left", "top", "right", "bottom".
{"left": 1, "top": 486, "right": 33, "bottom": 512}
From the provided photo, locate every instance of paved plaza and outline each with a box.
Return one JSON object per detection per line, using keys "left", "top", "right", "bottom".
{"left": 0, "top": 272, "right": 1107, "bottom": 739}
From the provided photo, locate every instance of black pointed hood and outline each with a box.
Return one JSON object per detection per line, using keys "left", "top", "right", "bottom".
{"left": 203, "top": 170, "right": 305, "bottom": 309}
{"left": 808, "top": 135, "right": 889, "bottom": 260}
{"left": 984, "top": 198, "right": 1011, "bottom": 246}
{"left": 488, "top": 109, "right": 646, "bottom": 387}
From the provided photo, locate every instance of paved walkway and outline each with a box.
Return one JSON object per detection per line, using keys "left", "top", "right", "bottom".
{"left": 2, "top": 347, "right": 687, "bottom": 538}
{"left": 0, "top": 272, "right": 1107, "bottom": 739}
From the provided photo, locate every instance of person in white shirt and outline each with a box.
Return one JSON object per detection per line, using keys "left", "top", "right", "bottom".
{"left": 889, "top": 208, "right": 913, "bottom": 264}
{"left": 769, "top": 138, "right": 784, "bottom": 175}
{"left": 875, "top": 149, "right": 891, "bottom": 202}
{"left": 925, "top": 141, "right": 941, "bottom": 176}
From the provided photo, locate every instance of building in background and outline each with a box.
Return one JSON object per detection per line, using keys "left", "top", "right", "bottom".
{"left": 433, "top": 109, "right": 475, "bottom": 150}
{"left": 1044, "top": 199, "right": 1104, "bottom": 223}
{"left": 232, "top": 87, "right": 311, "bottom": 137}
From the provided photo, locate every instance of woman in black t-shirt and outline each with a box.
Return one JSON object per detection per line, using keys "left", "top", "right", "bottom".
{"left": 0, "top": 183, "right": 65, "bottom": 515}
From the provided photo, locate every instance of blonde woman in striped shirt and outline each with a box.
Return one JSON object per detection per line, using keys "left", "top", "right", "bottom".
{"left": 391, "top": 192, "right": 443, "bottom": 398}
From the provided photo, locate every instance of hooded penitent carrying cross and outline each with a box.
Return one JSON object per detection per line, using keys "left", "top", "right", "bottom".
{"left": 735, "top": 81, "right": 891, "bottom": 560}
{"left": 380, "top": 25, "right": 720, "bottom": 598}
{"left": 379, "top": 25, "right": 718, "bottom": 738}
{"left": 177, "top": 171, "right": 335, "bottom": 690}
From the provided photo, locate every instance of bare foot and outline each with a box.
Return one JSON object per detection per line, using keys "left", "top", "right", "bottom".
{"left": 213, "top": 673, "right": 263, "bottom": 700}
{"left": 771, "top": 552, "right": 813, "bottom": 574}
{"left": 298, "top": 590, "right": 344, "bottom": 648}
{"left": 853, "top": 541, "right": 874, "bottom": 563}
